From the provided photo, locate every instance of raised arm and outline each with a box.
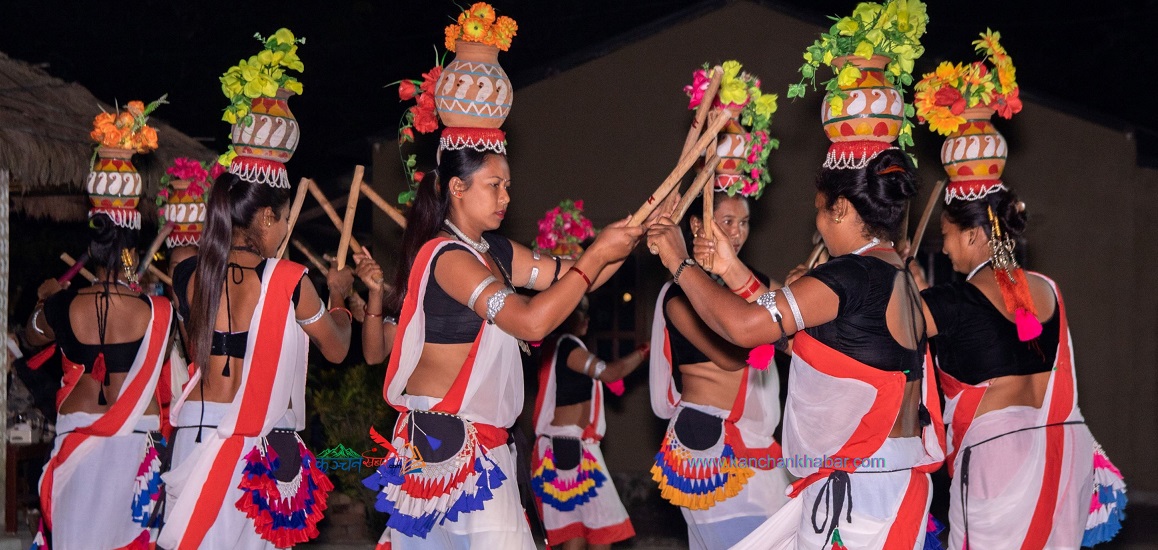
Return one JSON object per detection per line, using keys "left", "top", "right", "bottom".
{"left": 436, "top": 217, "right": 642, "bottom": 341}
{"left": 561, "top": 342, "right": 647, "bottom": 383}
{"left": 296, "top": 263, "right": 354, "bottom": 363}
{"left": 647, "top": 217, "right": 839, "bottom": 348}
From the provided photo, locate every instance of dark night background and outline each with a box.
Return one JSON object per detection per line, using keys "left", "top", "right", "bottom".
{"left": 3, "top": 0, "right": 1157, "bottom": 188}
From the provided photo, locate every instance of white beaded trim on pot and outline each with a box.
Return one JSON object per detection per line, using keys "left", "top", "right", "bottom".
{"left": 438, "top": 135, "right": 507, "bottom": 155}
{"left": 944, "top": 182, "right": 1008, "bottom": 204}
{"left": 229, "top": 162, "right": 291, "bottom": 189}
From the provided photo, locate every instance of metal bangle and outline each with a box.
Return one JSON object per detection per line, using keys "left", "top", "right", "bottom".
{"left": 468, "top": 276, "right": 497, "bottom": 310}
{"left": 485, "top": 287, "right": 514, "bottom": 324}
{"left": 524, "top": 266, "right": 540, "bottom": 289}
{"left": 30, "top": 306, "right": 47, "bottom": 336}
{"left": 383, "top": 315, "right": 398, "bottom": 325}
{"left": 755, "top": 291, "right": 783, "bottom": 323}
{"left": 298, "top": 302, "right": 326, "bottom": 326}
{"left": 583, "top": 355, "right": 597, "bottom": 376}
{"left": 592, "top": 360, "right": 608, "bottom": 380}
{"left": 781, "top": 286, "right": 806, "bottom": 331}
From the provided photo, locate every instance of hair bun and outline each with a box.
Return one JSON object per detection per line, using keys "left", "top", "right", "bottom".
{"left": 868, "top": 149, "right": 918, "bottom": 202}
{"left": 88, "top": 213, "right": 119, "bottom": 245}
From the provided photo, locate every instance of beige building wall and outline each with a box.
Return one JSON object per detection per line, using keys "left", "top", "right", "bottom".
{"left": 374, "top": 1, "right": 1158, "bottom": 491}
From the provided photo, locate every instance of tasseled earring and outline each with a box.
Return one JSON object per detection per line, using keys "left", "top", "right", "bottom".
{"left": 987, "top": 206, "right": 1042, "bottom": 341}
{"left": 121, "top": 249, "right": 141, "bottom": 292}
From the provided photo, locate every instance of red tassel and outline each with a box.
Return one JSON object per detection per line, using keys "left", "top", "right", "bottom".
{"left": 994, "top": 267, "right": 1041, "bottom": 342}
{"left": 91, "top": 352, "right": 107, "bottom": 384}
{"left": 831, "top": 528, "right": 848, "bottom": 550}
{"left": 604, "top": 379, "right": 625, "bottom": 396}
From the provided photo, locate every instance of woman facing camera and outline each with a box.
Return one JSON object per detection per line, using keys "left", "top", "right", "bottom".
{"left": 27, "top": 214, "right": 172, "bottom": 549}
{"left": 919, "top": 186, "right": 1109, "bottom": 549}
{"left": 531, "top": 297, "right": 645, "bottom": 549}
{"left": 364, "top": 141, "right": 643, "bottom": 549}
{"left": 648, "top": 148, "right": 944, "bottom": 550}
{"left": 648, "top": 190, "right": 790, "bottom": 550}
{"left": 159, "top": 173, "right": 354, "bottom": 549}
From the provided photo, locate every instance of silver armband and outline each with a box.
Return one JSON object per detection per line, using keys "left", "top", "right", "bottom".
{"left": 297, "top": 302, "right": 326, "bottom": 326}
{"left": 468, "top": 276, "right": 497, "bottom": 310}
{"left": 780, "top": 286, "right": 806, "bottom": 331}
{"left": 30, "top": 306, "right": 47, "bottom": 336}
{"left": 755, "top": 291, "right": 783, "bottom": 323}
{"left": 486, "top": 287, "right": 514, "bottom": 324}
{"left": 592, "top": 360, "right": 608, "bottom": 380}
{"left": 524, "top": 267, "right": 540, "bottom": 289}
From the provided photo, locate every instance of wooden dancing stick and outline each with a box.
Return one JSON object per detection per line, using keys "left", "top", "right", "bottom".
{"left": 60, "top": 253, "right": 97, "bottom": 283}
{"left": 358, "top": 183, "right": 408, "bottom": 229}
{"left": 806, "top": 242, "right": 827, "bottom": 270}
{"left": 909, "top": 179, "right": 946, "bottom": 257}
{"left": 278, "top": 177, "right": 313, "bottom": 258}
{"left": 629, "top": 109, "right": 731, "bottom": 227}
{"left": 681, "top": 66, "right": 723, "bottom": 158}
{"left": 137, "top": 222, "right": 174, "bottom": 279}
{"left": 671, "top": 155, "right": 719, "bottom": 224}
{"left": 336, "top": 166, "right": 365, "bottom": 270}
{"left": 147, "top": 264, "right": 172, "bottom": 286}
{"left": 291, "top": 239, "right": 329, "bottom": 275}
{"left": 307, "top": 179, "right": 365, "bottom": 254}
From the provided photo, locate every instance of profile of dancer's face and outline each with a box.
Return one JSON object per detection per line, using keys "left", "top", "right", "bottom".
{"left": 691, "top": 195, "right": 751, "bottom": 255}
{"left": 451, "top": 154, "right": 511, "bottom": 232}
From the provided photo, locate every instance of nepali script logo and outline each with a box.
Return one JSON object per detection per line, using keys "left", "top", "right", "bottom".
{"left": 316, "top": 443, "right": 387, "bottom": 473}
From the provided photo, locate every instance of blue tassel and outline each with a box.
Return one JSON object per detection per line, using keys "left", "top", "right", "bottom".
{"left": 923, "top": 513, "right": 945, "bottom": 550}
{"left": 426, "top": 434, "right": 442, "bottom": 451}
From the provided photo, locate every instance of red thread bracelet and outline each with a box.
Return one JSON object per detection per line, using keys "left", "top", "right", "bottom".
{"left": 329, "top": 307, "right": 353, "bottom": 322}
{"left": 568, "top": 266, "right": 593, "bottom": 290}
{"left": 734, "top": 277, "right": 761, "bottom": 299}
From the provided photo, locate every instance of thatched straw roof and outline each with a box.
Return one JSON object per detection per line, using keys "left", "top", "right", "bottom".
{"left": 1, "top": 51, "right": 213, "bottom": 222}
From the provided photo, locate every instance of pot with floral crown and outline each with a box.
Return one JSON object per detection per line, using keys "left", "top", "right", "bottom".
{"left": 939, "top": 106, "right": 1006, "bottom": 189}
{"left": 86, "top": 96, "right": 166, "bottom": 230}
{"left": 434, "top": 5, "right": 518, "bottom": 128}
{"left": 820, "top": 55, "right": 905, "bottom": 144}
{"left": 157, "top": 157, "right": 219, "bottom": 247}
{"left": 230, "top": 88, "right": 300, "bottom": 163}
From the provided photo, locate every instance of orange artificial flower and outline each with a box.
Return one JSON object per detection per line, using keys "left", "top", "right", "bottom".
{"left": 136, "top": 126, "right": 159, "bottom": 152}
{"left": 126, "top": 100, "right": 146, "bottom": 117}
{"left": 467, "top": 2, "right": 496, "bottom": 24}
{"left": 445, "top": 24, "right": 461, "bottom": 51}
{"left": 461, "top": 17, "right": 487, "bottom": 41}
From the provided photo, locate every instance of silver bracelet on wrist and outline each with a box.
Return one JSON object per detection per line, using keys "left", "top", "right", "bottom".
{"left": 486, "top": 288, "right": 514, "bottom": 324}
{"left": 755, "top": 291, "right": 783, "bottom": 323}
{"left": 781, "top": 286, "right": 806, "bottom": 331}
{"left": 468, "top": 276, "right": 497, "bottom": 310}
{"left": 297, "top": 302, "right": 326, "bottom": 326}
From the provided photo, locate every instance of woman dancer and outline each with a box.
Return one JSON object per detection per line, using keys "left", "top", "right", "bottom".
{"left": 648, "top": 191, "right": 790, "bottom": 549}
{"left": 648, "top": 148, "right": 944, "bottom": 550}
{"left": 27, "top": 214, "right": 172, "bottom": 549}
{"left": 920, "top": 187, "right": 1105, "bottom": 549}
{"left": 363, "top": 142, "right": 643, "bottom": 549}
{"left": 158, "top": 173, "right": 354, "bottom": 549}
{"left": 531, "top": 297, "right": 645, "bottom": 549}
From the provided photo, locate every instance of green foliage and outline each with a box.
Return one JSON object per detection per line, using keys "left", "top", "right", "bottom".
{"left": 308, "top": 363, "right": 396, "bottom": 502}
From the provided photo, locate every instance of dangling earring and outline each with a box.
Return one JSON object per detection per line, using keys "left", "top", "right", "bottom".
{"left": 121, "top": 249, "right": 140, "bottom": 291}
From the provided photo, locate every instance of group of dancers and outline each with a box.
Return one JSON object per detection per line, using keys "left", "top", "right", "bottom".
{"left": 22, "top": 10, "right": 1125, "bottom": 550}
{"left": 24, "top": 138, "right": 1119, "bottom": 550}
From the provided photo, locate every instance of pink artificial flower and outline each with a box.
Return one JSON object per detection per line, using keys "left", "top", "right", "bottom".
{"left": 741, "top": 180, "right": 760, "bottom": 196}
{"left": 574, "top": 200, "right": 584, "bottom": 211}
{"left": 209, "top": 162, "right": 226, "bottom": 180}
{"left": 750, "top": 168, "right": 762, "bottom": 180}
{"left": 567, "top": 222, "right": 588, "bottom": 239}
{"left": 684, "top": 69, "right": 710, "bottom": 110}
{"left": 747, "top": 152, "right": 759, "bottom": 163}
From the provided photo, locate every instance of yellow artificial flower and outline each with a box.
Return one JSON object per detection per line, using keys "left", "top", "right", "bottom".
{"left": 218, "top": 148, "right": 238, "bottom": 167}
{"left": 866, "top": 29, "right": 884, "bottom": 47}
{"left": 928, "top": 113, "right": 966, "bottom": 136}
{"left": 722, "top": 60, "right": 743, "bottom": 80}
{"left": 854, "top": 41, "right": 875, "bottom": 60}
{"left": 284, "top": 80, "right": 304, "bottom": 95}
{"left": 272, "top": 28, "right": 296, "bottom": 46}
{"left": 835, "top": 17, "right": 859, "bottom": 36}
{"left": 718, "top": 78, "right": 749, "bottom": 106}
{"left": 823, "top": 50, "right": 834, "bottom": 65}
{"left": 836, "top": 65, "right": 862, "bottom": 88}
{"left": 222, "top": 109, "right": 238, "bottom": 124}
{"left": 804, "top": 51, "right": 813, "bottom": 63}
{"left": 853, "top": 2, "right": 881, "bottom": 23}
{"left": 828, "top": 95, "right": 845, "bottom": 117}
{"left": 754, "top": 93, "right": 778, "bottom": 117}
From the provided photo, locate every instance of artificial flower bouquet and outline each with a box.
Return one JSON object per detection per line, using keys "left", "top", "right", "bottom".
{"left": 220, "top": 28, "right": 305, "bottom": 125}
{"left": 914, "top": 29, "right": 1022, "bottom": 135}
{"left": 534, "top": 199, "right": 596, "bottom": 258}
{"left": 89, "top": 95, "right": 167, "bottom": 153}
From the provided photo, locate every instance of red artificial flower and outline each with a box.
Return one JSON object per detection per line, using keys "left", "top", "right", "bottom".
{"left": 209, "top": 162, "right": 226, "bottom": 180}
{"left": 400, "top": 127, "right": 415, "bottom": 142}
{"left": 991, "top": 88, "right": 1023, "bottom": 119}
{"left": 413, "top": 171, "right": 424, "bottom": 183}
{"left": 416, "top": 90, "right": 436, "bottom": 110}
{"left": 398, "top": 80, "right": 417, "bottom": 101}
{"left": 412, "top": 107, "right": 439, "bottom": 134}
{"left": 933, "top": 87, "right": 962, "bottom": 107}
{"left": 420, "top": 66, "right": 443, "bottom": 96}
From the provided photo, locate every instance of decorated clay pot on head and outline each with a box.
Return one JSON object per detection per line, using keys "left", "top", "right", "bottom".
{"left": 86, "top": 146, "right": 143, "bottom": 229}
{"left": 821, "top": 55, "right": 904, "bottom": 144}
{"left": 229, "top": 88, "right": 298, "bottom": 188}
{"left": 435, "top": 40, "right": 512, "bottom": 128}
{"left": 713, "top": 106, "right": 751, "bottom": 191}
{"left": 163, "top": 179, "right": 208, "bottom": 247}
{"left": 230, "top": 88, "right": 300, "bottom": 162}
{"left": 941, "top": 106, "right": 1008, "bottom": 201}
